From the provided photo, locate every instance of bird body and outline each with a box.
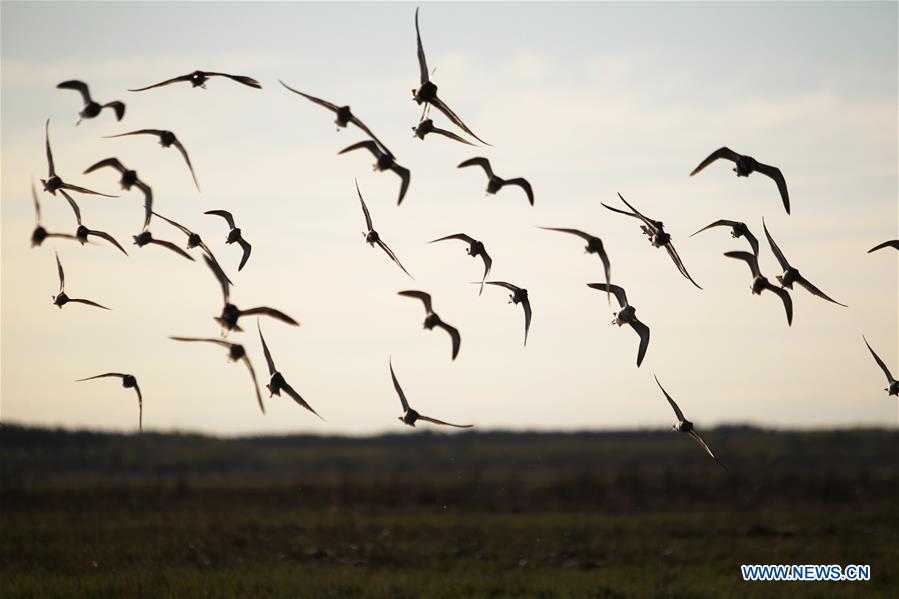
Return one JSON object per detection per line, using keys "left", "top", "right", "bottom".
{"left": 129, "top": 70, "right": 261, "bottom": 91}
{"left": 587, "top": 283, "right": 650, "bottom": 367}
{"left": 398, "top": 290, "right": 461, "bottom": 360}
{"left": 457, "top": 157, "right": 533, "bottom": 205}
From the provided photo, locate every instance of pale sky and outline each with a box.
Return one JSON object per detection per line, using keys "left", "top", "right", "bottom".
{"left": 1, "top": 1, "right": 897, "bottom": 435}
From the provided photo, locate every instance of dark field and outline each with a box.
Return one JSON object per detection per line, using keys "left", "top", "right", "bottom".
{"left": 1, "top": 426, "right": 897, "bottom": 597}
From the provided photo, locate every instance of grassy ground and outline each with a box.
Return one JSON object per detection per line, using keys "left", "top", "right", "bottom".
{"left": 1, "top": 426, "right": 897, "bottom": 597}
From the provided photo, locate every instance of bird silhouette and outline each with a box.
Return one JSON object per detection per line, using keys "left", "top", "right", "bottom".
{"left": 169, "top": 336, "right": 265, "bottom": 413}
{"left": 205, "top": 209, "right": 252, "bottom": 271}
{"left": 724, "top": 251, "right": 793, "bottom": 326}
{"left": 429, "top": 233, "right": 492, "bottom": 295}
{"left": 868, "top": 240, "right": 899, "bottom": 253}
{"left": 390, "top": 358, "right": 472, "bottom": 428}
{"left": 587, "top": 283, "right": 650, "bottom": 367}
{"left": 129, "top": 70, "right": 261, "bottom": 91}
{"left": 540, "top": 227, "right": 612, "bottom": 300}
{"left": 104, "top": 129, "right": 200, "bottom": 191}
{"left": 690, "top": 146, "right": 790, "bottom": 215}
{"left": 41, "top": 120, "right": 117, "bottom": 200}
{"left": 258, "top": 320, "right": 323, "bottom": 420}
{"left": 412, "top": 118, "right": 475, "bottom": 146}
{"left": 357, "top": 181, "right": 413, "bottom": 278}
{"left": 57, "top": 80, "right": 125, "bottom": 125}
{"left": 339, "top": 140, "right": 410, "bottom": 206}
{"left": 458, "top": 157, "right": 533, "bottom": 206}
{"left": 863, "top": 336, "right": 898, "bottom": 397}
{"left": 398, "top": 291, "right": 461, "bottom": 360}
{"left": 691, "top": 219, "right": 760, "bottom": 258}
{"left": 51, "top": 251, "right": 109, "bottom": 310}
{"left": 655, "top": 375, "right": 726, "bottom": 468}
{"left": 483, "top": 281, "right": 532, "bottom": 347}
{"left": 83, "top": 157, "right": 153, "bottom": 230}
{"left": 29, "top": 180, "right": 76, "bottom": 248}
{"left": 76, "top": 373, "right": 143, "bottom": 432}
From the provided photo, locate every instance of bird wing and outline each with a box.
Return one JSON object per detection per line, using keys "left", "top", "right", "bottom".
{"left": 415, "top": 6, "right": 429, "bottom": 84}
{"left": 457, "top": 157, "right": 494, "bottom": 179}
{"left": 539, "top": 227, "right": 592, "bottom": 241}
{"left": 762, "top": 218, "right": 791, "bottom": 271}
{"left": 170, "top": 137, "right": 200, "bottom": 191}
{"left": 521, "top": 298, "right": 532, "bottom": 347}
{"left": 338, "top": 140, "right": 381, "bottom": 159}
{"left": 206, "top": 72, "right": 262, "bottom": 89}
{"left": 55, "top": 252, "right": 65, "bottom": 292}
{"left": 688, "top": 430, "right": 726, "bottom": 469}
{"left": 239, "top": 355, "right": 266, "bottom": 414}
{"left": 744, "top": 230, "right": 761, "bottom": 258}
{"left": 278, "top": 80, "right": 339, "bottom": 111}
{"left": 430, "top": 233, "right": 476, "bottom": 244}
{"left": 205, "top": 209, "right": 236, "bottom": 229}
{"left": 76, "top": 373, "right": 126, "bottom": 381}
{"left": 136, "top": 181, "right": 153, "bottom": 230}
{"left": 356, "top": 179, "right": 374, "bottom": 231}
{"left": 257, "top": 320, "right": 276, "bottom": 376}
{"left": 428, "top": 125, "right": 476, "bottom": 146}
{"left": 723, "top": 251, "right": 760, "bottom": 278}
{"left": 152, "top": 211, "right": 192, "bottom": 237}
{"left": 690, "top": 220, "right": 739, "bottom": 237}
{"left": 169, "top": 336, "right": 233, "bottom": 348}
{"left": 615, "top": 193, "right": 658, "bottom": 231}
{"left": 428, "top": 96, "right": 489, "bottom": 145}
{"left": 484, "top": 281, "right": 521, "bottom": 293}
{"left": 31, "top": 180, "right": 42, "bottom": 224}
{"left": 237, "top": 237, "right": 253, "bottom": 271}
{"left": 58, "top": 190, "right": 82, "bottom": 225}
{"left": 689, "top": 147, "right": 741, "bottom": 176}
{"left": 629, "top": 318, "right": 651, "bottom": 367}
{"left": 201, "top": 244, "right": 233, "bottom": 286}
{"left": 104, "top": 129, "right": 166, "bottom": 139}
{"left": 149, "top": 238, "right": 195, "bottom": 261}
{"left": 102, "top": 102, "right": 126, "bottom": 121}
{"left": 754, "top": 161, "right": 790, "bottom": 214}
{"left": 87, "top": 229, "right": 128, "bottom": 255}
{"left": 863, "top": 336, "right": 895, "bottom": 383}
{"left": 59, "top": 181, "right": 118, "bottom": 197}
{"left": 437, "top": 321, "right": 461, "bottom": 360}
{"left": 239, "top": 307, "right": 300, "bottom": 327}
{"left": 761, "top": 281, "right": 794, "bottom": 326}
{"left": 479, "top": 251, "right": 492, "bottom": 296}
{"left": 68, "top": 298, "right": 110, "bottom": 310}
{"left": 44, "top": 119, "right": 56, "bottom": 176}
{"left": 417, "top": 415, "right": 473, "bottom": 428}
{"left": 134, "top": 383, "right": 143, "bottom": 433}
{"left": 57, "top": 80, "right": 92, "bottom": 104}
{"left": 654, "top": 375, "right": 685, "bottom": 421}
{"left": 389, "top": 358, "right": 410, "bottom": 412}
{"left": 203, "top": 253, "right": 231, "bottom": 305}
{"left": 504, "top": 178, "right": 534, "bottom": 206}
{"left": 586, "top": 283, "right": 628, "bottom": 309}
{"left": 281, "top": 382, "right": 325, "bottom": 421}
{"left": 128, "top": 73, "right": 194, "bottom": 91}
{"left": 398, "top": 290, "right": 433, "bottom": 313}
{"left": 794, "top": 274, "right": 847, "bottom": 307}
{"left": 390, "top": 163, "right": 411, "bottom": 206}
{"left": 665, "top": 243, "right": 702, "bottom": 289}
{"left": 377, "top": 239, "right": 414, "bottom": 279}
{"left": 868, "top": 240, "right": 899, "bottom": 253}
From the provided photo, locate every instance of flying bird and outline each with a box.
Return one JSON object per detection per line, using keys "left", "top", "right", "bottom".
{"left": 762, "top": 219, "right": 846, "bottom": 307}
{"left": 483, "top": 281, "right": 532, "bottom": 347}
{"left": 540, "top": 227, "right": 612, "bottom": 298}
{"left": 205, "top": 209, "right": 252, "bottom": 271}
{"left": 132, "top": 230, "right": 195, "bottom": 261}
{"left": 412, "top": 118, "right": 475, "bottom": 146}
{"left": 863, "top": 336, "right": 899, "bottom": 397}
{"left": 169, "top": 336, "right": 265, "bottom": 413}
{"left": 587, "top": 283, "right": 650, "bottom": 367}
{"left": 280, "top": 80, "right": 392, "bottom": 153}
{"left": 691, "top": 219, "right": 760, "bottom": 257}
{"left": 76, "top": 373, "right": 143, "bottom": 432}
{"left": 339, "top": 140, "right": 410, "bottom": 206}
{"left": 390, "top": 358, "right": 472, "bottom": 428}
{"left": 690, "top": 146, "right": 790, "bottom": 215}
{"left": 129, "top": 70, "right": 261, "bottom": 91}
{"left": 29, "top": 180, "right": 76, "bottom": 248}
{"left": 104, "top": 129, "right": 200, "bottom": 191}
{"left": 56, "top": 80, "right": 125, "bottom": 125}
{"left": 153, "top": 211, "right": 231, "bottom": 280}
{"left": 867, "top": 240, "right": 899, "bottom": 253}
{"left": 724, "top": 251, "right": 793, "bottom": 326}
{"left": 412, "top": 7, "right": 488, "bottom": 145}
{"left": 356, "top": 181, "right": 413, "bottom": 278}
{"left": 83, "top": 157, "right": 153, "bottom": 230}
{"left": 602, "top": 193, "right": 701, "bottom": 289}
{"left": 655, "top": 375, "right": 725, "bottom": 469}
{"left": 398, "top": 290, "right": 461, "bottom": 360}
{"left": 51, "top": 252, "right": 109, "bottom": 310}
{"left": 429, "top": 233, "right": 492, "bottom": 294}
{"left": 257, "top": 321, "right": 323, "bottom": 420}
{"left": 41, "top": 120, "right": 117, "bottom": 200}
{"left": 203, "top": 254, "right": 298, "bottom": 333}
{"left": 458, "top": 157, "right": 533, "bottom": 206}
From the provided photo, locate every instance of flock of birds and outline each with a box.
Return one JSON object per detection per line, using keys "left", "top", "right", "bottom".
{"left": 27, "top": 7, "right": 898, "bottom": 467}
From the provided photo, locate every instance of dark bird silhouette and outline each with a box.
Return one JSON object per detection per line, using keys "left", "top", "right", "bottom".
{"left": 280, "top": 80, "right": 392, "bottom": 153}
{"left": 690, "top": 146, "right": 790, "bottom": 215}
{"left": 429, "top": 233, "right": 492, "bottom": 294}
{"left": 104, "top": 129, "right": 200, "bottom": 191}
{"left": 412, "top": 118, "right": 475, "bottom": 146}
{"left": 57, "top": 80, "right": 125, "bottom": 125}
{"left": 458, "top": 157, "right": 533, "bottom": 206}
{"left": 71, "top": 205, "right": 128, "bottom": 256}
{"left": 483, "top": 281, "right": 532, "bottom": 347}
{"left": 691, "top": 219, "right": 760, "bottom": 257}
{"left": 863, "top": 336, "right": 899, "bottom": 397}
{"left": 398, "top": 291, "right": 461, "bottom": 360}
{"left": 390, "top": 358, "right": 472, "bottom": 428}
{"left": 655, "top": 375, "right": 726, "bottom": 468}
{"left": 52, "top": 251, "right": 109, "bottom": 310}
{"left": 357, "top": 181, "right": 412, "bottom": 278}
{"left": 258, "top": 321, "right": 323, "bottom": 420}
{"left": 29, "top": 180, "right": 76, "bottom": 248}
{"left": 153, "top": 211, "right": 231, "bottom": 281}
{"left": 203, "top": 254, "right": 298, "bottom": 333}
{"left": 540, "top": 227, "right": 611, "bottom": 299}
{"left": 602, "top": 193, "right": 701, "bottom": 289}
{"left": 129, "top": 70, "right": 261, "bottom": 91}
{"left": 169, "top": 336, "right": 265, "bottom": 413}
{"left": 83, "top": 157, "right": 153, "bottom": 230}
{"left": 412, "top": 7, "right": 488, "bottom": 145}
{"left": 724, "top": 251, "right": 793, "bottom": 326}
{"left": 76, "top": 373, "right": 143, "bottom": 432}
{"left": 132, "top": 230, "right": 195, "bottom": 261}
{"left": 41, "top": 120, "right": 117, "bottom": 201}
{"left": 587, "top": 283, "right": 650, "bottom": 367}
{"left": 205, "top": 209, "right": 252, "bottom": 271}
{"left": 339, "top": 141, "right": 410, "bottom": 206}
{"left": 868, "top": 240, "right": 899, "bottom": 253}
{"left": 762, "top": 218, "right": 846, "bottom": 307}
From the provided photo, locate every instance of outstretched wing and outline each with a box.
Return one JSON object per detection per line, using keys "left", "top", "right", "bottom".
{"left": 205, "top": 209, "right": 236, "bottom": 229}
{"left": 654, "top": 375, "right": 685, "bottom": 421}
{"left": 794, "top": 274, "right": 847, "bottom": 307}
{"left": 415, "top": 6, "right": 429, "bottom": 85}
{"left": 417, "top": 414, "right": 473, "bottom": 428}
{"left": 45, "top": 119, "right": 56, "bottom": 177}
{"left": 102, "top": 102, "right": 126, "bottom": 121}
{"left": 55, "top": 251, "right": 65, "bottom": 292}
{"left": 863, "top": 336, "right": 895, "bottom": 383}
{"left": 539, "top": 227, "right": 591, "bottom": 241}
{"left": 239, "top": 306, "right": 300, "bottom": 327}
{"left": 237, "top": 237, "right": 252, "bottom": 271}
{"left": 206, "top": 72, "right": 262, "bottom": 89}
{"left": 377, "top": 240, "right": 414, "bottom": 279}
{"left": 690, "top": 220, "right": 739, "bottom": 237}
{"left": 170, "top": 137, "right": 200, "bottom": 191}
{"left": 430, "top": 233, "right": 476, "bottom": 245}
{"left": 31, "top": 180, "right": 42, "bottom": 224}
{"left": 86, "top": 229, "right": 128, "bottom": 255}
{"left": 457, "top": 157, "right": 493, "bottom": 179}
{"left": 338, "top": 140, "right": 381, "bottom": 159}
{"left": 504, "top": 178, "right": 534, "bottom": 206}
{"left": 278, "top": 80, "right": 339, "bottom": 111}
{"left": 520, "top": 298, "right": 532, "bottom": 347}
{"left": 630, "top": 318, "right": 651, "bottom": 367}
{"left": 68, "top": 298, "right": 110, "bottom": 310}
{"left": 688, "top": 430, "right": 726, "bottom": 469}
{"left": 59, "top": 182, "right": 117, "bottom": 198}
{"left": 390, "top": 163, "right": 411, "bottom": 206}
{"left": 57, "top": 80, "right": 92, "bottom": 104}
{"left": 136, "top": 181, "right": 153, "bottom": 230}
{"left": 398, "top": 290, "right": 433, "bottom": 313}
{"left": 665, "top": 243, "right": 702, "bottom": 289}
{"left": 59, "top": 190, "right": 82, "bottom": 225}
{"left": 761, "top": 281, "right": 793, "bottom": 326}
{"left": 479, "top": 251, "right": 492, "bottom": 296}
{"left": 754, "top": 161, "right": 790, "bottom": 214}
{"left": 281, "top": 382, "right": 325, "bottom": 421}
{"left": 169, "top": 336, "right": 232, "bottom": 349}
{"left": 428, "top": 96, "right": 489, "bottom": 146}
{"left": 586, "top": 283, "right": 628, "bottom": 309}
{"left": 152, "top": 211, "right": 192, "bottom": 237}
{"left": 724, "top": 251, "right": 760, "bottom": 279}
{"left": 203, "top": 253, "right": 231, "bottom": 305}
{"left": 76, "top": 373, "right": 126, "bottom": 382}
{"left": 762, "top": 218, "right": 791, "bottom": 271}
{"left": 868, "top": 240, "right": 899, "bottom": 253}
{"left": 428, "top": 125, "right": 476, "bottom": 146}
{"left": 389, "top": 358, "right": 410, "bottom": 412}
{"left": 484, "top": 281, "right": 521, "bottom": 293}
{"left": 257, "top": 320, "right": 276, "bottom": 376}
{"left": 104, "top": 129, "right": 166, "bottom": 139}
{"left": 240, "top": 355, "right": 266, "bottom": 414}
{"left": 128, "top": 73, "right": 194, "bottom": 92}
{"left": 149, "top": 238, "right": 195, "bottom": 262}
{"left": 356, "top": 179, "right": 374, "bottom": 231}
{"left": 436, "top": 321, "right": 461, "bottom": 360}
{"left": 689, "top": 147, "right": 741, "bottom": 176}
